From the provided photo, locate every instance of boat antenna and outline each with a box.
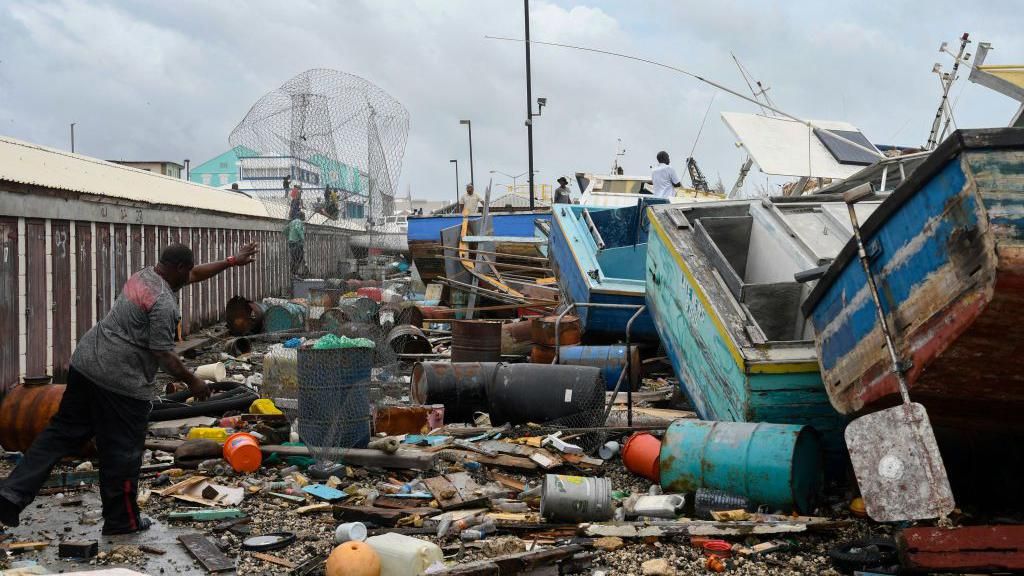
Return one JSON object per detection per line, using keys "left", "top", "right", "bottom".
{"left": 730, "top": 52, "right": 776, "bottom": 116}
{"left": 612, "top": 138, "right": 626, "bottom": 174}
{"left": 485, "top": 35, "right": 883, "bottom": 160}
{"left": 689, "top": 92, "right": 717, "bottom": 158}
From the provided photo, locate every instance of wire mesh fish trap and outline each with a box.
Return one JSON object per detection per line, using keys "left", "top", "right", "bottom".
{"left": 228, "top": 68, "right": 410, "bottom": 262}
{"left": 296, "top": 347, "right": 375, "bottom": 464}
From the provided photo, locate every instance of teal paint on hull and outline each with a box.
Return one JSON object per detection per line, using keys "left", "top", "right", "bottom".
{"left": 645, "top": 215, "right": 848, "bottom": 467}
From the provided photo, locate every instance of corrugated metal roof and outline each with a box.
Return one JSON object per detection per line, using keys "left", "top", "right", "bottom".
{"left": 490, "top": 189, "right": 550, "bottom": 208}
{"left": 0, "top": 134, "right": 271, "bottom": 218}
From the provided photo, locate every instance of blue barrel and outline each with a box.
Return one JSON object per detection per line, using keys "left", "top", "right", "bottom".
{"left": 659, "top": 420, "right": 822, "bottom": 513}
{"left": 263, "top": 302, "right": 308, "bottom": 332}
{"left": 558, "top": 345, "right": 640, "bottom": 390}
{"left": 297, "top": 347, "right": 374, "bottom": 449}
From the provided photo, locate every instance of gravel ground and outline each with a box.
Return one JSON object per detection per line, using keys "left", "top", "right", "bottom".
{"left": 1, "top": 334, "right": 898, "bottom": 575}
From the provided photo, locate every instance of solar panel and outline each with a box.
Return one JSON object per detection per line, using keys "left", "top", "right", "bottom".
{"left": 815, "top": 128, "right": 879, "bottom": 166}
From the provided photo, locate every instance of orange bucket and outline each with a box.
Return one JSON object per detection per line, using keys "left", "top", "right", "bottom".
{"left": 621, "top": 432, "right": 661, "bottom": 482}
{"left": 223, "top": 432, "right": 262, "bottom": 473}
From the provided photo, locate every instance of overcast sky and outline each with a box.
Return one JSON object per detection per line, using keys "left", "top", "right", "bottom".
{"left": 2, "top": 0, "right": 1022, "bottom": 201}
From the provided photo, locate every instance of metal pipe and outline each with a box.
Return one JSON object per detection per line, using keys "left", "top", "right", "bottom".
{"left": 624, "top": 305, "right": 646, "bottom": 427}
{"left": 844, "top": 196, "right": 911, "bottom": 404}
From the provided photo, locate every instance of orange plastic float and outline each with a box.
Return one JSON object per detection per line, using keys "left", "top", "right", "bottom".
{"left": 326, "top": 541, "right": 381, "bottom": 576}
{"left": 223, "top": 432, "right": 262, "bottom": 473}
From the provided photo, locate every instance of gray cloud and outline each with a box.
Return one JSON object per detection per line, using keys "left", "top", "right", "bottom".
{"left": 1, "top": 0, "right": 1021, "bottom": 200}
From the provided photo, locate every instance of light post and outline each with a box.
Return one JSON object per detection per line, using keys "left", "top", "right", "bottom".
{"left": 459, "top": 120, "right": 474, "bottom": 188}
{"left": 70, "top": 122, "right": 75, "bottom": 153}
{"left": 449, "top": 159, "right": 460, "bottom": 208}
{"left": 184, "top": 159, "right": 190, "bottom": 181}
{"left": 490, "top": 170, "right": 528, "bottom": 196}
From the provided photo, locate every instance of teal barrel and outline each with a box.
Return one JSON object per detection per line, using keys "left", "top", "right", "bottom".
{"left": 558, "top": 345, "right": 640, "bottom": 390}
{"left": 263, "top": 302, "right": 308, "bottom": 332}
{"left": 659, "top": 420, "right": 823, "bottom": 513}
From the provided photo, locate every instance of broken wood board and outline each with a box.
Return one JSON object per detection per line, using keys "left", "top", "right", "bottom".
{"left": 251, "top": 551, "right": 297, "bottom": 569}
{"left": 1, "top": 541, "right": 48, "bottom": 552}
{"left": 295, "top": 503, "right": 333, "bottom": 515}
{"left": 899, "top": 525, "right": 1024, "bottom": 572}
{"left": 148, "top": 416, "right": 217, "bottom": 437}
{"left": 333, "top": 505, "right": 439, "bottom": 527}
{"left": 581, "top": 521, "right": 809, "bottom": 538}
{"left": 156, "top": 475, "right": 207, "bottom": 497}
{"left": 442, "top": 449, "right": 538, "bottom": 470}
{"left": 490, "top": 472, "right": 525, "bottom": 492}
{"left": 423, "top": 472, "right": 489, "bottom": 511}
{"left": 171, "top": 480, "right": 243, "bottom": 507}
{"left": 375, "top": 496, "right": 431, "bottom": 510}
{"left": 430, "top": 543, "right": 584, "bottom": 575}
{"left": 178, "top": 533, "right": 235, "bottom": 573}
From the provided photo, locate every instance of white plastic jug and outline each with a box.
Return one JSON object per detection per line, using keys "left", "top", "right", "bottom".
{"left": 632, "top": 494, "right": 686, "bottom": 519}
{"left": 365, "top": 532, "right": 443, "bottom": 576}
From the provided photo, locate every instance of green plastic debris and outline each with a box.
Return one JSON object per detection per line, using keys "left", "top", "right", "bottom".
{"left": 312, "top": 333, "right": 375, "bottom": 350}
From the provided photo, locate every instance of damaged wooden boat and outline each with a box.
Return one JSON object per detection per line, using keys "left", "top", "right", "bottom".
{"left": 408, "top": 211, "right": 549, "bottom": 284}
{"left": 802, "top": 127, "right": 1024, "bottom": 431}
{"left": 644, "top": 197, "right": 881, "bottom": 459}
{"left": 549, "top": 199, "right": 668, "bottom": 342}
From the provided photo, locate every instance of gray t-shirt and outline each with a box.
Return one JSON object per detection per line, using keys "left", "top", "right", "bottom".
{"left": 71, "top": 267, "right": 180, "bottom": 400}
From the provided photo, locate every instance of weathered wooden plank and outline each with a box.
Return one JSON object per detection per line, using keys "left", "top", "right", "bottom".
{"left": 899, "top": 525, "right": 1024, "bottom": 572}
{"left": 178, "top": 533, "right": 235, "bottom": 573}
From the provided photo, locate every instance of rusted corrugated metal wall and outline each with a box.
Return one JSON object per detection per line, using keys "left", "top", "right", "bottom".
{"left": 0, "top": 212, "right": 350, "bottom": 393}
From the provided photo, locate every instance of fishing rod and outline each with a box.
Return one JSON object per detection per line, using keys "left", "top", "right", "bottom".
{"left": 485, "top": 35, "right": 885, "bottom": 161}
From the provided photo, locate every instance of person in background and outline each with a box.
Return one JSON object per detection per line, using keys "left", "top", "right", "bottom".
{"left": 286, "top": 212, "right": 306, "bottom": 277}
{"left": 287, "top": 183, "right": 303, "bottom": 221}
{"left": 554, "top": 176, "right": 572, "bottom": 204}
{"left": 459, "top": 183, "right": 482, "bottom": 215}
{"left": 651, "top": 151, "right": 682, "bottom": 199}
{"left": 0, "top": 242, "right": 258, "bottom": 535}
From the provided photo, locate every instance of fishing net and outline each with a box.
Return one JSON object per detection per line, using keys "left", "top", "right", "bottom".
{"left": 228, "top": 68, "right": 410, "bottom": 266}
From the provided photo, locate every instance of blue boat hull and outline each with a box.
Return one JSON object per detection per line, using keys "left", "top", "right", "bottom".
{"left": 803, "top": 128, "right": 1024, "bottom": 431}
{"left": 549, "top": 203, "right": 660, "bottom": 342}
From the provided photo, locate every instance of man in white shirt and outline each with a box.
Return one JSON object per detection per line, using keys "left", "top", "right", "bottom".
{"left": 459, "top": 183, "right": 482, "bottom": 215}
{"left": 650, "top": 151, "right": 682, "bottom": 199}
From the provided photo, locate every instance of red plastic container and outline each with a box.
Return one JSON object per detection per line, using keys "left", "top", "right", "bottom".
{"left": 621, "top": 432, "right": 661, "bottom": 482}
{"left": 356, "top": 287, "right": 383, "bottom": 302}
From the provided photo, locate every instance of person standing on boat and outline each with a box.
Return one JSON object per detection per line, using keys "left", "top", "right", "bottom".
{"left": 651, "top": 151, "right": 682, "bottom": 199}
{"left": 554, "top": 177, "right": 573, "bottom": 204}
{"left": 459, "top": 183, "right": 482, "bottom": 215}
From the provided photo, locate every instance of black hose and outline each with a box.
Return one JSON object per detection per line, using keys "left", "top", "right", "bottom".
{"left": 149, "top": 381, "right": 260, "bottom": 421}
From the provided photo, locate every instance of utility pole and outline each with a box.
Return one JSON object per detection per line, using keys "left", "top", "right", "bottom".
{"left": 524, "top": 0, "right": 535, "bottom": 210}
{"left": 70, "top": 123, "right": 75, "bottom": 153}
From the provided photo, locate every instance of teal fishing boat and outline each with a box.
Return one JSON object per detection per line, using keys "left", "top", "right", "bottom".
{"left": 645, "top": 198, "right": 880, "bottom": 462}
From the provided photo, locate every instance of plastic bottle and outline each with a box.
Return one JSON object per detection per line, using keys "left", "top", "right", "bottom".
{"left": 492, "top": 499, "right": 529, "bottom": 513}
{"left": 694, "top": 488, "right": 751, "bottom": 519}
{"left": 197, "top": 459, "right": 225, "bottom": 473}
{"left": 435, "top": 515, "right": 452, "bottom": 538}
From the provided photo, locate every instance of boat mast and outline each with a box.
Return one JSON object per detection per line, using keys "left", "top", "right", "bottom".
{"left": 728, "top": 53, "right": 775, "bottom": 198}
{"left": 925, "top": 33, "right": 970, "bottom": 150}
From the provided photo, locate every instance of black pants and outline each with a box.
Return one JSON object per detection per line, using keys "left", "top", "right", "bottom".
{"left": 289, "top": 241, "right": 305, "bottom": 275}
{"left": 0, "top": 366, "right": 151, "bottom": 533}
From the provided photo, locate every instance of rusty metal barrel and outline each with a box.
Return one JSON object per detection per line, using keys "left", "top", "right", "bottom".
{"left": 501, "top": 319, "right": 535, "bottom": 356}
{"left": 410, "top": 362, "right": 499, "bottom": 422}
{"left": 486, "top": 364, "right": 605, "bottom": 426}
{"left": 263, "top": 302, "right": 307, "bottom": 333}
{"left": 530, "top": 315, "right": 581, "bottom": 363}
{"left": 338, "top": 297, "right": 379, "bottom": 324}
{"left": 451, "top": 320, "right": 502, "bottom": 362}
{"left": 397, "top": 304, "right": 425, "bottom": 327}
{"left": 225, "top": 296, "right": 267, "bottom": 336}
{"left": 0, "top": 382, "right": 66, "bottom": 452}
{"left": 386, "top": 325, "right": 432, "bottom": 355}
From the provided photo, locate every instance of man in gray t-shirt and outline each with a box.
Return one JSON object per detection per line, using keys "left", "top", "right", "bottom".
{"left": 0, "top": 242, "right": 257, "bottom": 535}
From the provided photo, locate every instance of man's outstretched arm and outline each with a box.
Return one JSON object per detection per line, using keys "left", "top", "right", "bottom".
{"left": 188, "top": 242, "right": 259, "bottom": 285}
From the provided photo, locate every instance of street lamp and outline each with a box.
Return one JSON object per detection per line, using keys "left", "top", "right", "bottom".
{"left": 70, "top": 122, "right": 75, "bottom": 153}
{"left": 449, "top": 159, "right": 460, "bottom": 208}
{"left": 459, "top": 120, "right": 475, "bottom": 189}
{"left": 490, "top": 170, "right": 528, "bottom": 195}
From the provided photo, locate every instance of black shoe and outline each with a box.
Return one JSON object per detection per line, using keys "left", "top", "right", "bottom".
{"left": 0, "top": 497, "right": 20, "bottom": 528}
{"left": 102, "top": 516, "right": 152, "bottom": 536}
